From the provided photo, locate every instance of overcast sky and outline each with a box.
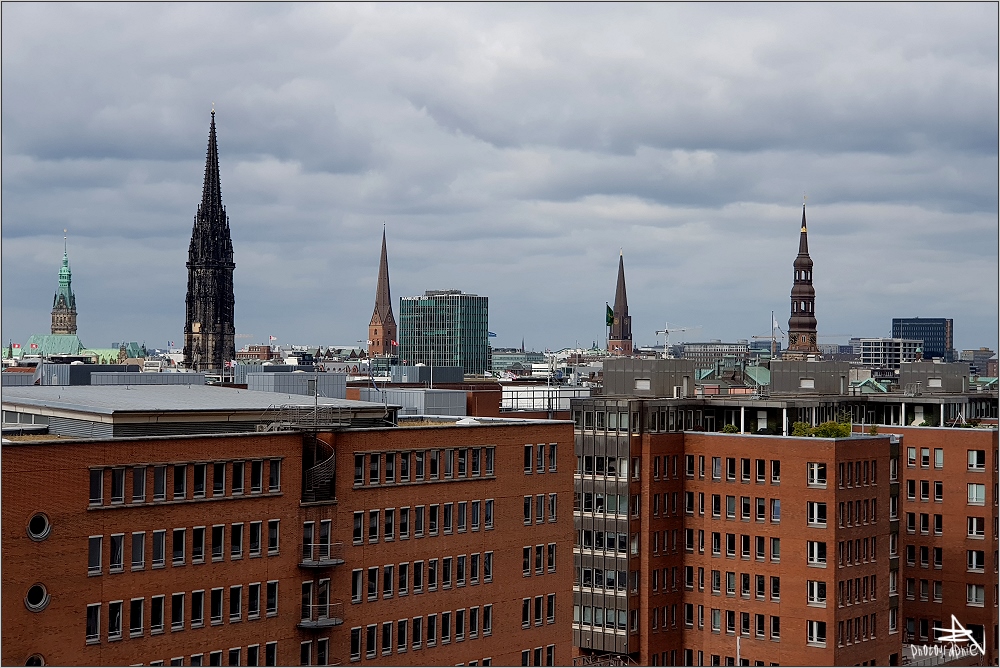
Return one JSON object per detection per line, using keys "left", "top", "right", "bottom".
{"left": 2, "top": 3, "right": 997, "bottom": 353}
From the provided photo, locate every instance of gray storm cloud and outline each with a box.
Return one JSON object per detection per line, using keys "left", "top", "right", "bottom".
{"left": 2, "top": 3, "right": 996, "bottom": 352}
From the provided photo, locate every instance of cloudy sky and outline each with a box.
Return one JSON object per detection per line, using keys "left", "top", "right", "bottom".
{"left": 2, "top": 3, "right": 997, "bottom": 353}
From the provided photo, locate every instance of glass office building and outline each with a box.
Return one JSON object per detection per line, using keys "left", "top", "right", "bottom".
{"left": 399, "top": 290, "right": 489, "bottom": 375}
{"left": 891, "top": 318, "right": 954, "bottom": 361}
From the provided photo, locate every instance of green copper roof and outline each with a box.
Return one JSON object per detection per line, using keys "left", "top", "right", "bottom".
{"left": 53, "top": 237, "right": 76, "bottom": 310}
{"left": 12, "top": 334, "right": 86, "bottom": 358}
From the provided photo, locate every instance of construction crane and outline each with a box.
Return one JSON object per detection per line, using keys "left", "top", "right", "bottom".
{"left": 655, "top": 322, "right": 696, "bottom": 359}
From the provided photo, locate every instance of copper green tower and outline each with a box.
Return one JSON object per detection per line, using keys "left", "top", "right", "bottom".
{"left": 50, "top": 233, "right": 77, "bottom": 335}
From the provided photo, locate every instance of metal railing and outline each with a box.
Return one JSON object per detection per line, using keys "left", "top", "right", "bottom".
{"left": 300, "top": 541, "right": 345, "bottom": 567}
{"left": 258, "top": 404, "right": 351, "bottom": 432}
{"left": 298, "top": 600, "right": 344, "bottom": 629}
{"left": 501, "top": 386, "right": 591, "bottom": 412}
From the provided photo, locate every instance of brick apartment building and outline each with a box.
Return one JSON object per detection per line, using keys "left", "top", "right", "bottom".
{"left": 569, "top": 359, "right": 998, "bottom": 667}
{"left": 572, "top": 398, "right": 897, "bottom": 666}
{"left": 1, "top": 385, "right": 574, "bottom": 667}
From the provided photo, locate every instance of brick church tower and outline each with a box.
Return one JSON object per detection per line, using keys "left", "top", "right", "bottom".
{"left": 608, "top": 252, "right": 633, "bottom": 356}
{"left": 183, "top": 111, "right": 236, "bottom": 370}
{"left": 786, "top": 203, "right": 819, "bottom": 357}
{"left": 368, "top": 229, "right": 397, "bottom": 358}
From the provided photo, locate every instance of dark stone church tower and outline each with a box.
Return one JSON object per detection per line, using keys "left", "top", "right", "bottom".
{"left": 183, "top": 111, "right": 236, "bottom": 370}
{"left": 368, "top": 229, "right": 397, "bottom": 358}
{"left": 608, "top": 251, "right": 633, "bottom": 356}
{"left": 786, "top": 204, "right": 819, "bottom": 357}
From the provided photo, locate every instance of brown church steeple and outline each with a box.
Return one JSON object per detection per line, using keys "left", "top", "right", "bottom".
{"left": 786, "top": 203, "right": 818, "bottom": 355}
{"left": 608, "top": 251, "right": 633, "bottom": 356}
{"left": 368, "top": 229, "right": 397, "bottom": 358}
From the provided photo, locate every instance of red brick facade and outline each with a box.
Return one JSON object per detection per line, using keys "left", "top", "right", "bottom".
{"left": 2, "top": 420, "right": 574, "bottom": 667}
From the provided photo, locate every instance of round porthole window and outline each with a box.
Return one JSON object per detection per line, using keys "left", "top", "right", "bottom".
{"left": 25, "top": 655, "right": 45, "bottom": 666}
{"left": 26, "top": 513, "right": 51, "bottom": 541}
{"left": 24, "top": 584, "right": 49, "bottom": 612}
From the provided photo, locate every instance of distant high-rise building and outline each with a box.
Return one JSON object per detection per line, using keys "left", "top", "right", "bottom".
{"left": 50, "top": 234, "right": 77, "bottom": 335}
{"left": 184, "top": 111, "right": 236, "bottom": 371}
{"left": 608, "top": 252, "right": 633, "bottom": 356}
{"left": 368, "top": 229, "right": 397, "bottom": 358}
{"left": 786, "top": 204, "right": 819, "bottom": 357}
{"left": 892, "top": 318, "right": 954, "bottom": 362}
{"left": 399, "top": 290, "right": 489, "bottom": 375}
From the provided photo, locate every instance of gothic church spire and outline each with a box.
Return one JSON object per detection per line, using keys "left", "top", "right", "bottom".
{"left": 368, "top": 228, "right": 397, "bottom": 358}
{"left": 184, "top": 110, "right": 236, "bottom": 370}
{"left": 609, "top": 251, "right": 633, "bottom": 356}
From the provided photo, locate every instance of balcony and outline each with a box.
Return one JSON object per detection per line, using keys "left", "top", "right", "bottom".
{"left": 298, "top": 601, "right": 344, "bottom": 630}
{"left": 300, "top": 541, "right": 345, "bottom": 569}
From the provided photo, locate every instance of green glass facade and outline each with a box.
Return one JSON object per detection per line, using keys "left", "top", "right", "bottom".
{"left": 398, "top": 290, "right": 489, "bottom": 376}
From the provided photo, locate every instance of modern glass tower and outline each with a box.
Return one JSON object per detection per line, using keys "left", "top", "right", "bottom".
{"left": 398, "top": 290, "right": 489, "bottom": 376}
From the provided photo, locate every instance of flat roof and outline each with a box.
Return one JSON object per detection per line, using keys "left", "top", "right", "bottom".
{"left": 1, "top": 384, "right": 392, "bottom": 416}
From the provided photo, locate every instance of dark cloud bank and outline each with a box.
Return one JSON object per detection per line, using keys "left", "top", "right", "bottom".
{"left": 2, "top": 3, "right": 997, "bottom": 352}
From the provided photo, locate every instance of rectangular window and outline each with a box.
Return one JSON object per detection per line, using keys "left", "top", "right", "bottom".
{"left": 968, "top": 483, "right": 986, "bottom": 505}
{"left": 193, "top": 463, "right": 207, "bottom": 497}
{"left": 153, "top": 530, "right": 165, "bottom": 568}
{"left": 171, "top": 592, "right": 185, "bottom": 630}
{"left": 89, "top": 469, "right": 104, "bottom": 505}
{"left": 171, "top": 529, "right": 185, "bottom": 565}
{"left": 384, "top": 564, "right": 394, "bottom": 597}
{"left": 385, "top": 452, "right": 396, "bottom": 483}
{"left": 210, "top": 588, "right": 224, "bottom": 624}
{"left": 265, "top": 642, "right": 277, "bottom": 667}
{"left": 191, "top": 590, "right": 204, "bottom": 627}
{"left": 227, "top": 522, "right": 242, "bottom": 560}
{"left": 263, "top": 581, "right": 278, "bottom": 617}
{"left": 132, "top": 466, "right": 146, "bottom": 503}
{"left": 173, "top": 464, "right": 187, "bottom": 500}
{"left": 230, "top": 585, "right": 242, "bottom": 622}
{"left": 131, "top": 532, "right": 145, "bottom": 570}
{"left": 247, "top": 583, "right": 260, "bottom": 619}
{"left": 807, "top": 541, "right": 827, "bottom": 566}
{"left": 111, "top": 468, "right": 126, "bottom": 504}
{"left": 429, "top": 504, "right": 439, "bottom": 535}
{"left": 807, "top": 462, "right": 827, "bottom": 486}
{"left": 807, "top": 620, "right": 826, "bottom": 646}
{"left": 150, "top": 595, "right": 164, "bottom": 633}
{"left": 771, "top": 460, "right": 780, "bottom": 483}
{"left": 485, "top": 499, "right": 494, "bottom": 529}
{"left": 153, "top": 465, "right": 167, "bottom": 500}
{"left": 412, "top": 618, "right": 423, "bottom": 649}
{"left": 130, "top": 598, "right": 144, "bottom": 637}
{"left": 212, "top": 462, "right": 226, "bottom": 496}
{"left": 268, "top": 520, "right": 279, "bottom": 554}
{"left": 444, "top": 502, "right": 454, "bottom": 533}
{"left": 268, "top": 459, "right": 281, "bottom": 492}
{"left": 807, "top": 502, "right": 827, "bottom": 527}
{"left": 212, "top": 525, "right": 225, "bottom": 561}
{"left": 249, "top": 521, "right": 262, "bottom": 557}
{"left": 108, "top": 600, "right": 123, "bottom": 640}
{"left": 251, "top": 460, "right": 264, "bottom": 493}
{"left": 413, "top": 560, "right": 424, "bottom": 593}
{"left": 232, "top": 461, "right": 244, "bottom": 495}
{"left": 385, "top": 508, "right": 395, "bottom": 540}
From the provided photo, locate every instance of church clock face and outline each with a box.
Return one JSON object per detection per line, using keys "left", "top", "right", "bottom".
{"left": 809, "top": 334, "right": 817, "bottom": 345}
{"left": 789, "top": 333, "right": 798, "bottom": 346}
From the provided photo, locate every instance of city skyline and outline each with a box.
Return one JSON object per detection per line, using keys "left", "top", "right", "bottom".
{"left": 2, "top": 4, "right": 997, "bottom": 352}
